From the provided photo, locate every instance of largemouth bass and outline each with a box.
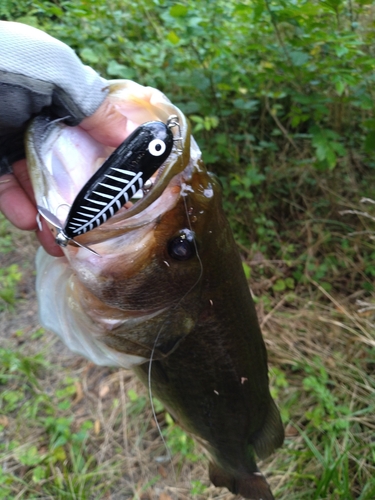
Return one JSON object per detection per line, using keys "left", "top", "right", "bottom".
{"left": 26, "top": 80, "right": 284, "bottom": 500}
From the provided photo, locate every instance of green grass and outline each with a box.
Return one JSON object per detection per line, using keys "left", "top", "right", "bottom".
{"left": 0, "top": 265, "right": 22, "bottom": 311}
{"left": 1, "top": 1, "right": 375, "bottom": 495}
{"left": 1, "top": 300, "right": 374, "bottom": 499}
{"left": 0, "top": 213, "right": 374, "bottom": 499}
{"left": 0, "top": 346, "right": 108, "bottom": 499}
{"left": 263, "top": 292, "right": 375, "bottom": 500}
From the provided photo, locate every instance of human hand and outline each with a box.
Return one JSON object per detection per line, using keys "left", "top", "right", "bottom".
{"left": 0, "top": 102, "right": 129, "bottom": 256}
{"left": 0, "top": 22, "right": 128, "bottom": 256}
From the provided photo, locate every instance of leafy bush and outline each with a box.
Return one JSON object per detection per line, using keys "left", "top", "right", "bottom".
{"left": 2, "top": 0, "right": 375, "bottom": 290}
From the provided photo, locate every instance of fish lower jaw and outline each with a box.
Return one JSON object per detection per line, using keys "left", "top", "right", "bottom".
{"left": 35, "top": 248, "right": 148, "bottom": 368}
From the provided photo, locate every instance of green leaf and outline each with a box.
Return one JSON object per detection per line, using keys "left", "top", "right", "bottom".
{"left": 320, "top": 282, "right": 332, "bottom": 292}
{"left": 57, "top": 400, "right": 71, "bottom": 410}
{"left": 289, "top": 50, "right": 310, "bottom": 67}
{"left": 32, "top": 466, "right": 46, "bottom": 484}
{"left": 242, "top": 262, "right": 251, "bottom": 280}
{"left": 335, "top": 45, "right": 349, "bottom": 57}
{"left": 79, "top": 48, "right": 99, "bottom": 64}
{"left": 273, "top": 279, "right": 286, "bottom": 292}
{"left": 233, "top": 4, "right": 252, "bottom": 14}
{"left": 285, "top": 277, "right": 295, "bottom": 290}
{"left": 233, "top": 99, "right": 259, "bottom": 111}
{"left": 53, "top": 435, "right": 68, "bottom": 448}
{"left": 364, "top": 131, "right": 375, "bottom": 153}
{"left": 106, "top": 60, "right": 135, "bottom": 79}
{"left": 310, "top": 126, "right": 346, "bottom": 170}
{"left": 170, "top": 5, "right": 188, "bottom": 17}
{"left": 18, "top": 445, "right": 43, "bottom": 466}
{"left": 335, "top": 79, "right": 346, "bottom": 96}
{"left": 167, "top": 31, "right": 180, "bottom": 44}
{"left": 51, "top": 447, "right": 66, "bottom": 463}
{"left": 127, "top": 389, "right": 139, "bottom": 402}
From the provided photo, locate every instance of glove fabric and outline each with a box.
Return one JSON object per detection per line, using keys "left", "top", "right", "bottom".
{"left": 0, "top": 21, "right": 108, "bottom": 174}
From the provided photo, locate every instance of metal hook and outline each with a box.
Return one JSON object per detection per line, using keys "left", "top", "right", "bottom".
{"left": 167, "top": 115, "right": 182, "bottom": 141}
{"left": 36, "top": 213, "right": 43, "bottom": 231}
{"left": 167, "top": 115, "right": 183, "bottom": 154}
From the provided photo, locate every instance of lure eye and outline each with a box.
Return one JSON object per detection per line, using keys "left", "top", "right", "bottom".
{"left": 148, "top": 139, "right": 166, "bottom": 157}
{"left": 168, "top": 233, "right": 196, "bottom": 261}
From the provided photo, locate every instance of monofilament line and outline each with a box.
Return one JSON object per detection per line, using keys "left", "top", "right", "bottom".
{"left": 147, "top": 191, "right": 204, "bottom": 483}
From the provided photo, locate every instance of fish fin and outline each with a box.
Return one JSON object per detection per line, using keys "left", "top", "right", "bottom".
{"left": 252, "top": 398, "right": 285, "bottom": 460}
{"left": 209, "top": 462, "right": 275, "bottom": 500}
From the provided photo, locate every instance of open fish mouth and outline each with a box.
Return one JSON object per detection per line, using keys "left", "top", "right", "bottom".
{"left": 25, "top": 79, "right": 205, "bottom": 367}
{"left": 26, "top": 80, "right": 199, "bottom": 250}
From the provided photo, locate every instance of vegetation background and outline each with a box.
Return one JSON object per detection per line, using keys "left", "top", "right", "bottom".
{"left": 1, "top": 0, "right": 375, "bottom": 498}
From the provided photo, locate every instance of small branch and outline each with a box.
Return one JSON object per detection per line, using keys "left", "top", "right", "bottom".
{"left": 360, "top": 197, "right": 375, "bottom": 205}
{"left": 339, "top": 209, "right": 375, "bottom": 223}
{"left": 265, "top": 97, "right": 300, "bottom": 154}
{"left": 348, "top": 0, "right": 355, "bottom": 31}
{"left": 356, "top": 300, "right": 375, "bottom": 313}
{"left": 308, "top": 277, "right": 371, "bottom": 339}
{"left": 346, "top": 230, "right": 375, "bottom": 238}
{"left": 260, "top": 296, "right": 287, "bottom": 328}
{"left": 189, "top": 43, "right": 223, "bottom": 119}
{"left": 264, "top": 0, "right": 294, "bottom": 68}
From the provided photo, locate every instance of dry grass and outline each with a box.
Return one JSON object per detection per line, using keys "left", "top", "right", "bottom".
{"left": 1, "top": 219, "right": 374, "bottom": 499}
{"left": 260, "top": 287, "right": 375, "bottom": 499}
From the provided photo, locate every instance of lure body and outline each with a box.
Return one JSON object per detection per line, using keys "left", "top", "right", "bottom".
{"left": 45, "top": 120, "right": 173, "bottom": 248}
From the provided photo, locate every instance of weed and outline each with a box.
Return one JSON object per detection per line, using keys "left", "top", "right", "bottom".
{"left": 191, "top": 479, "right": 207, "bottom": 496}
{"left": 163, "top": 413, "right": 203, "bottom": 464}
{"left": 0, "top": 216, "right": 12, "bottom": 254}
{"left": 0, "top": 265, "right": 22, "bottom": 311}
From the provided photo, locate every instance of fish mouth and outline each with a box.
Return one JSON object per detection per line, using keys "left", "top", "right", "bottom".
{"left": 26, "top": 80, "right": 198, "bottom": 245}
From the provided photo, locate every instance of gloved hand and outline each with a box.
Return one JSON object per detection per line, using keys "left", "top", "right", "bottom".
{"left": 0, "top": 21, "right": 128, "bottom": 255}
{"left": 0, "top": 21, "right": 108, "bottom": 172}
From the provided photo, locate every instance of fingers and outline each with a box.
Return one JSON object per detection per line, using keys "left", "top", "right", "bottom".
{"left": 36, "top": 218, "right": 64, "bottom": 257}
{"left": 80, "top": 99, "right": 128, "bottom": 147}
{"left": 0, "top": 167, "right": 37, "bottom": 230}
{"left": 0, "top": 161, "right": 63, "bottom": 256}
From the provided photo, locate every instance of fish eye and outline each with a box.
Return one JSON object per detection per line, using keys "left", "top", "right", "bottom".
{"left": 148, "top": 139, "right": 166, "bottom": 157}
{"left": 168, "top": 234, "right": 196, "bottom": 261}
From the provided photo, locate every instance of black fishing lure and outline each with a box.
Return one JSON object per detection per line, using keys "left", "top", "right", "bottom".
{"left": 38, "top": 120, "right": 174, "bottom": 253}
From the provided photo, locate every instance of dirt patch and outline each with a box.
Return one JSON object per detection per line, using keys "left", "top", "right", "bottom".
{"left": 0, "top": 225, "right": 235, "bottom": 499}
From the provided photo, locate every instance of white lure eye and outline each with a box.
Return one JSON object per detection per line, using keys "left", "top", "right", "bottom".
{"left": 148, "top": 139, "right": 166, "bottom": 156}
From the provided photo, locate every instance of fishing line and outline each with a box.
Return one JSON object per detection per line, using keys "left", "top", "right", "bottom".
{"left": 146, "top": 188, "right": 204, "bottom": 481}
{"left": 50, "top": 115, "right": 70, "bottom": 125}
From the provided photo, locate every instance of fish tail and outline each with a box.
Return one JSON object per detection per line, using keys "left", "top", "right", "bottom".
{"left": 209, "top": 462, "right": 275, "bottom": 500}
{"left": 252, "top": 397, "right": 285, "bottom": 460}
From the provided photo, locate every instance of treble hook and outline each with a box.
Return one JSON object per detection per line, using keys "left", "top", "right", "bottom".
{"left": 167, "top": 115, "right": 183, "bottom": 153}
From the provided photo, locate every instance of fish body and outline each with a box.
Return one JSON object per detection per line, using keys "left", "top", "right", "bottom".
{"left": 134, "top": 170, "right": 283, "bottom": 499}
{"left": 27, "top": 80, "right": 284, "bottom": 499}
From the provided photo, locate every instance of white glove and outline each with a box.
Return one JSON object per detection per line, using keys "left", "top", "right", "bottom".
{"left": 0, "top": 21, "right": 108, "bottom": 173}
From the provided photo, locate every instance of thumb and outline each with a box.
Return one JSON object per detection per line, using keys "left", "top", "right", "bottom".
{"left": 80, "top": 99, "right": 129, "bottom": 147}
